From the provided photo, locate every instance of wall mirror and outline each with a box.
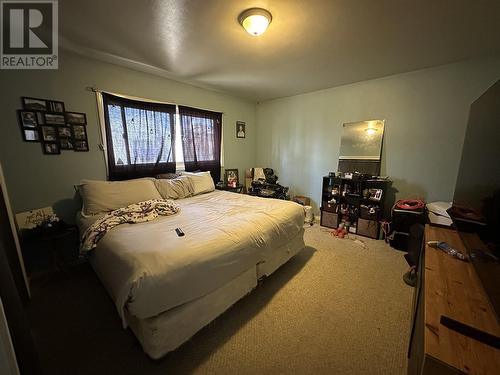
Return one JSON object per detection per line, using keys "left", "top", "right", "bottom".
{"left": 339, "top": 120, "right": 385, "bottom": 160}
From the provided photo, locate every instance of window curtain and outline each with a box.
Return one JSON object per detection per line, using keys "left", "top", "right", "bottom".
{"left": 179, "top": 106, "right": 222, "bottom": 182}
{"left": 102, "top": 93, "right": 176, "bottom": 180}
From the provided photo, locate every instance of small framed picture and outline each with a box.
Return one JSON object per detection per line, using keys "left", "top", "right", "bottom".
{"left": 236, "top": 121, "right": 246, "bottom": 138}
{"left": 65, "top": 112, "right": 87, "bottom": 125}
{"left": 44, "top": 112, "right": 65, "bottom": 125}
{"left": 58, "top": 126, "right": 72, "bottom": 138}
{"left": 74, "top": 140, "right": 89, "bottom": 152}
{"left": 72, "top": 124, "right": 87, "bottom": 140}
{"left": 59, "top": 138, "right": 74, "bottom": 150}
{"left": 21, "top": 97, "right": 48, "bottom": 111}
{"left": 47, "top": 100, "right": 65, "bottom": 113}
{"left": 18, "top": 110, "right": 38, "bottom": 128}
{"left": 22, "top": 129, "right": 40, "bottom": 142}
{"left": 40, "top": 125, "right": 58, "bottom": 142}
{"left": 224, "top": 169, "right": 239, "bottom": 188}
{"left": 42, "top": 142, "right": 60, "bottom": 155}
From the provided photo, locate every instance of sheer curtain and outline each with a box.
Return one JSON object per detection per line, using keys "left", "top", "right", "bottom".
{"left": 178, "top": 106, "right": 222, "bottom": 182}
{"left": 102, "top": 93, "right": 176, "bottom": 180}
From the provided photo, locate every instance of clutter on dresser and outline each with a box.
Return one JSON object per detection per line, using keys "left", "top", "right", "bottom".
{"left": 248, "top": 168, "right": 289, "bottom": 200}
{"left": 17, "top": 96, "right": 89, "bottom": 154}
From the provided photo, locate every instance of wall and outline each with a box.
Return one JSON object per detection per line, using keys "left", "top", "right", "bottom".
{"left": 2, "top": 51, "right": 500, "bottom": 220}
{"left": 0, "top": 298, "right": 19, "bottom": 375}
{"left": 0, "top": 51, "right": 256, "bottom": 222}
{"left": 255, "top": 57, "right": 500, "bottom": 211}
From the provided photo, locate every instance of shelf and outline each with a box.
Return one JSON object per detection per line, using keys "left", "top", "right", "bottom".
{"left": 321, "top": 175, "right": 390, "bottom": 239}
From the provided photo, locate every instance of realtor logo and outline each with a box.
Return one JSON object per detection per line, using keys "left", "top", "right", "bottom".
{"left": 1, "top": 0, "right": 58, "bottom": 69}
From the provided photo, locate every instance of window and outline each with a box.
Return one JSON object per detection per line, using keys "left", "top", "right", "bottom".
{"left": 102, "top": 93, "right": 222, "bottom": 181}
{"left": 103, "top": 93, "right": 176, "bottom": 180}
{"left": 178, "top": 106, "right": 222, "bottom": 181}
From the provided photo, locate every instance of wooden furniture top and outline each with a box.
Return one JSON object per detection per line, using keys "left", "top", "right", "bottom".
{"left": 424, "top": 225, "right": 500, "bottom": 374}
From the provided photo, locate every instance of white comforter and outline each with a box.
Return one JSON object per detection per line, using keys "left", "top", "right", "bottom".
{"left": 81, "top": 191, "right": 304, "bottom": 326}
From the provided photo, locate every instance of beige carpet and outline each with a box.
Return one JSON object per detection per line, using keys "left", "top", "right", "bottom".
{"left": 184, "top": 226, "right": 413, "bottom": 375}
{"left": 30, "top": 225, "right": 413, "bottom": 375}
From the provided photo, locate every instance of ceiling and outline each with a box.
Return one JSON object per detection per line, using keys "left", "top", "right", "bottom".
{"left": 60, "top": 0, "right": 500, "bottom": 101}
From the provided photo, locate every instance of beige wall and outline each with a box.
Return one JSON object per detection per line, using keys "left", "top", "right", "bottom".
{"left": 256, "top": 57, "right": 500, "bottom": 211}
{"left": 0, "top": 51, "right": 256, "bottom": 222}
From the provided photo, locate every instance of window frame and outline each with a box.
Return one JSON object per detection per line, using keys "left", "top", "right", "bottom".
{"left": 102, "top": 93, "right": 177, "bottom": 180}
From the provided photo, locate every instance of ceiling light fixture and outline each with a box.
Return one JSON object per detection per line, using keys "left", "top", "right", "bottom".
{"left": 365, "top": 127, "right": 378, "bottom": 135}
{"left": 238, "top": 8, "right": 272, "bottom": 36}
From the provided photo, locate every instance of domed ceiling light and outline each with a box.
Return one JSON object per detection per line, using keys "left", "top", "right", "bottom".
{"left": 238, "top": 8, "right": 272, "bottom": 36}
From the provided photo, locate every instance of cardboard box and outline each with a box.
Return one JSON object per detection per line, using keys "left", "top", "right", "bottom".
{"left": 294, "top": 195, "right": 311, "bottom": 206}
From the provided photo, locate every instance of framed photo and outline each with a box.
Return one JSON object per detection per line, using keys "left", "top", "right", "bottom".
{"left": 65, "top": 111, "right": 87, "bottom": 125}
{"left": 236, "top": 121, "right": 246, "bottom": 138}
{"left": 72, "top": 124, "right": 87, "bottom": 140}
{"left": 74, "top": 140, "right": 89, "bottom": 152}
{"left": 40, "top": 125, "right": 58, "bottom": 142}
{"left": 36, "top": 111, "right": 45, "bottom": 125}
{"left": 44, "top": 112, "right": 65, "bottom": 125}
{"left": 42, "top": 142, "right": 60, "bottom": 155}
{"left": 59, "top": 138, "right": 74, "bottom": 150}
{"left": 224, "top": 169, "right": 239, "bottom": 188}
{"left": 58, "top": 126, "right": 72, "bottom": 138}
{"left": 18, "top": 110, "right": 38, "bottom": 128}
{"left": 22, "top": 129, "right": 40, "bottom": 142}
{"left": 21, "top": 97, "right": 48, "bottom": 111}
{"left": 47, "top": 100, "right": 65, "bottom": 113}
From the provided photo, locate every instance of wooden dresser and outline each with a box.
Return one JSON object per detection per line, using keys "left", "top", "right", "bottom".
{"left": 408, "top": 225, "right": 500, "bottom": 375}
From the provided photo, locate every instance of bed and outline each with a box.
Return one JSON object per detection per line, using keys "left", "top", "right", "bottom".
{"left": 77, "top": 177, "right": 305, "bottom": 359}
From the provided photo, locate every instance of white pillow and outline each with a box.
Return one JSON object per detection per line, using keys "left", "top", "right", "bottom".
{"left": 78, "top": 178, "right": 162, "bottom": 216}
{"left": 181, "top": 171, "right": 215, "bottom": 195}
{"left": 154, "top": 176, "right": 193, "bottom": 200}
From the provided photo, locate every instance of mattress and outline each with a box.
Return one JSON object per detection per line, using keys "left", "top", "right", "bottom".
{"left": 81, "top": 190, "right": 305, "bottom": 325}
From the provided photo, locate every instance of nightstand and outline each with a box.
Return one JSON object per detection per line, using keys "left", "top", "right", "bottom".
{"left": 20, "top": 224, "right": 79, "bottom": 276}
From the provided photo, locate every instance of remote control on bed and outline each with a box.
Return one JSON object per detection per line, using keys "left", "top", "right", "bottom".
{"left": 175, "top": 228, "right": 184, "bottom": 237}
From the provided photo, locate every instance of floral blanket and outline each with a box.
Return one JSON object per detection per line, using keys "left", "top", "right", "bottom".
{"left": 80, "top": 199, "right": 180, "bottom": 254}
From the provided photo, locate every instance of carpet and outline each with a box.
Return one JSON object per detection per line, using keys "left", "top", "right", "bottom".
{"left": 28, "top": 225, "right": 413, "bottom": 374}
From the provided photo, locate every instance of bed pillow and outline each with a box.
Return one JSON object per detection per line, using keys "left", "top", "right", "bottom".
{"left": 154, "top": 176, "right": 193, "bottom": 200}
{"left": 78, "top": 178, "right": 162, "bottom": 216}
{"left": 181, "top": 171, "right": 215, "bottom": 195}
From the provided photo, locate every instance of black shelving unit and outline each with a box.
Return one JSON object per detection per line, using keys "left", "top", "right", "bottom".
{"left": 320, "top": 175, "right": 391, "bottom": 239}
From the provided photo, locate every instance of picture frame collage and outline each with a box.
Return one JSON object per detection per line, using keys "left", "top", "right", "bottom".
{"left": 18, "top": 97, "right": 89, "bottom": 155}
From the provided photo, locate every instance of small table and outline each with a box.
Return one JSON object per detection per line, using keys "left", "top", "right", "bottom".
{"left": 216, "top": 184, "right": 244, "bottom": 193}
{"left": 21, "top": 224, "right": 79, "bottom": 276}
